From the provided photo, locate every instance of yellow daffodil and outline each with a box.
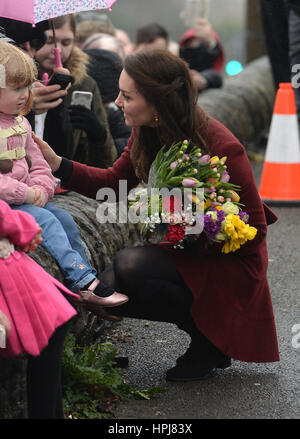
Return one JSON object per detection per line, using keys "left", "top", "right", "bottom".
{"left": 221, "top": 214, "right": 257, "bottom": 254}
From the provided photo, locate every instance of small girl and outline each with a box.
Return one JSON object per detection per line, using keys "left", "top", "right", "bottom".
{"left": 0, "top": 40, "right": 128, "bottom": 314}
{"left": 0, "top": 199, "right": 77, "bottom": 417}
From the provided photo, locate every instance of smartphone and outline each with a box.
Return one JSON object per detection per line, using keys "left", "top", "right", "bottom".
{"left": 70, "top": 91, "right": 93, "bottom": 110}
{"left": 47, "top": 72, "right": 73, "bottom": 89}
{"left": 180, "top": 0, "right": 210, "bottom": 28}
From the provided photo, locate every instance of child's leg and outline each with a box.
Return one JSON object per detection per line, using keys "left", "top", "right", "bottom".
{"left": 43, "top": 204, "right": 127, "bottom": 304}
{"left": 12, "top": 204, "right": 96, "bottom": 292}
{"left": 44, "top": 203, "right": 91, "bottom": 267}
{"left": 12, "top": 204, "right": 128, "bottom": 309}
{"left": 26, "top": 322, "right": 69, "bottom": 419}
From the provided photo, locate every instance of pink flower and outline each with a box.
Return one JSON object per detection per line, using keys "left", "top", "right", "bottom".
{"left": 220, "top": 171, "right": 230, "bottom": 183}
{"left": 182, "top": 178, "right": 199, "bottom": 187}
{"left": 199, "top": 155, "right": 210, "bottom": 164}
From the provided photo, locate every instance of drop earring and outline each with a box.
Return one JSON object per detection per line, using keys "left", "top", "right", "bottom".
{"left": 154, "top": 114, "right": 159, "bottom": 125}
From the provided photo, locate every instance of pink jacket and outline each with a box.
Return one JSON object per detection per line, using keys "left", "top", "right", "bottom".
{"left": 0, "top": 113, "right": 55, "bottom": 205}
{"left": 0, "top": 199, "right": 78, "bottom": 358}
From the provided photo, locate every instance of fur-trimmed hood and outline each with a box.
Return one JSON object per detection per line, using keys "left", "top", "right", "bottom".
{"left": 64, "top": 45, "right": 90, "bottom": 85}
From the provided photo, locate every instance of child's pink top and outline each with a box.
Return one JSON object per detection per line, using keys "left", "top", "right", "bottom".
{"left": 0, "top": 113, "right": 56, "bottom": 205}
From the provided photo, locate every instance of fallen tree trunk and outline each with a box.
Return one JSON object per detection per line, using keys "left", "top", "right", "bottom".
{"left": 198, "top": 56, "right": 275, "bottom": 149}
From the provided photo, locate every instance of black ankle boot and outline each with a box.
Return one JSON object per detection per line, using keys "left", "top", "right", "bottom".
{"left": 166, "top": 322, "right": 231, "bottom": 382}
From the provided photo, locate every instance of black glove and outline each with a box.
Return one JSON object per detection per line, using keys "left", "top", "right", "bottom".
{"left": 69, "top": 105, "right": 107, "bottom": 143}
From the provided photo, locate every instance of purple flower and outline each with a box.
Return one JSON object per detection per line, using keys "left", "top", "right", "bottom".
{"left": 239, "top": 211, "right": 249, "bottom": 223}
{"left": 204, "top": 208, "right": 226, "bottom": 239}
{"left": 199, "top": 154, "right": 210, "bottom": 164}
{"left": 220, "top": 171, "right": 230, "bottom": 183}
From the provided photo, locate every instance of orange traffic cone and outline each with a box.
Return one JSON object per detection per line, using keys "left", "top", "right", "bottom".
{"left": 259, "top": 82, "right": 300, "bottom": 205}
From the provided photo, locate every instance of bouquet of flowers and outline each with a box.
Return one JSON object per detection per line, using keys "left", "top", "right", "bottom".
{"left": 128, "top": 140, "right": 257, "bottom": 253}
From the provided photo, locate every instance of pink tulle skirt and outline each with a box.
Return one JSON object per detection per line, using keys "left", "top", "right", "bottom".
{"left": 0, "top": 250, "right": 78, "bottom": 358}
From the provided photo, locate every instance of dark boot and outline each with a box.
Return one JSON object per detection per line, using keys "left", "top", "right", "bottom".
{"left": 166, "top": 320, "right": 231, "bottom": 382}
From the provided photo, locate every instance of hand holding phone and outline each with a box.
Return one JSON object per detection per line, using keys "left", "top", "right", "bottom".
{"left": 180, "top": 0, "right": 210, "bottom": 28}
{"left": 70, "top": 91, "right": 93, "bottom": 109}
{"left": 69, "top": 103, "right": 107, "bottom": 143}
{"left": 47, "top": 72, "right": 73, "bottom": 90}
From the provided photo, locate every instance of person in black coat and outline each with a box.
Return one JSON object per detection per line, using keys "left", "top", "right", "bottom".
{"left": 85, "top": 48, "right": 131, "bottom": 156}
{"left": 260, "top": 0, "right": 300, "bottom": 127}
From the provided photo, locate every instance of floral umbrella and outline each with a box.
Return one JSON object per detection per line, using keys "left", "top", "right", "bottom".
{"left": 0, "top": 0, "right": 118, "bottom": 66}
{"left": 0, "top": 0, "right": 117, "bottom": 25}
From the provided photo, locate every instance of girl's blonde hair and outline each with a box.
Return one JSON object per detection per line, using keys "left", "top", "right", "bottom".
{"left": 0, "top": 40, "right": 38, "bottom": 115}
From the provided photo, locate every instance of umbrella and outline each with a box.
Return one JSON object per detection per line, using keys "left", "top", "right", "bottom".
{"left": 0, "top": 0, "right": 117, "bottom": 66}
{"left": 0, "top": 1, "right": 117, "bottom": 25}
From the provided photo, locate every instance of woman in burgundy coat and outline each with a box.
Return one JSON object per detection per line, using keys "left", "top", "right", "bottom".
{"left": 35, "top": 50, "right": 280, "bottom": 382}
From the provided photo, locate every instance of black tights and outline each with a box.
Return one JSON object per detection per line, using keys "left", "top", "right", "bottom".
{"left": 26, "top": 322, "right": 69, "bottom": 419}
{"left": 100, "top": 245, "right": 194, "bottom": 327}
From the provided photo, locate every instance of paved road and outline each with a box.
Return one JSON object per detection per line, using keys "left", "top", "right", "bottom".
{"left": 111, "top": 162, "right": 300, "bottom": 420}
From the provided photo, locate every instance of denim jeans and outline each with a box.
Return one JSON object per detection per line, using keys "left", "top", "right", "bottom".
{"left": 13, "top": 202, "right": 97, "bottom": 291}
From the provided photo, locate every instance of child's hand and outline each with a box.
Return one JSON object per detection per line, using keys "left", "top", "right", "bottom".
{"left": 25, "top": 188, "right": 47, "bottom": 206}
{"left": 20, "top": 226, "right": 43, "bottom": 252}
{"left": 0, "top": 309, "right": 11, "bottom": 347}
{"left": 25, "top": 187, "right": 36, "bottom": 204}
{"left": 32, "top": 188, "right": 47, "bottom": 207}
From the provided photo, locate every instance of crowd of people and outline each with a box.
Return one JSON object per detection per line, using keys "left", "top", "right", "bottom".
{"left": 0, "top": 10, "right": 280, "bottom": 419}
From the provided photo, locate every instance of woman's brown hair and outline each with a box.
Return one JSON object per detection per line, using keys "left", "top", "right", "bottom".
{"left": 124, "top": 49, "right": 209, "bottom": 182}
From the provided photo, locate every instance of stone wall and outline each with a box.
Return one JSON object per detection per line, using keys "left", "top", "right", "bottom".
{"left": 0, "top": 56, "right": 275, "bottom": 418}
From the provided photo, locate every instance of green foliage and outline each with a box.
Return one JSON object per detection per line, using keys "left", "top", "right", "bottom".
{"left": 62, "top": 333, "right": 165, "bottom": 419}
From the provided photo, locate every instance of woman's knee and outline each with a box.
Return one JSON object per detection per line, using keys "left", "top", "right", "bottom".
{"left": 113, "top": 247, "right": 141, "bottom": 279}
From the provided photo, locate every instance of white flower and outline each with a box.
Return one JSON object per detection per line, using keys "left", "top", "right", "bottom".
{"left": 215, "top": 232, "right": 226, "bottom": 241}
{"left": 222, "top": 201, "right": 239, "bottom": 215}
{"left": 206, "top": 211, "right": 218, "bottom": 222}
{"left": 0, "top": 238, "right": 15, "bottom": 259}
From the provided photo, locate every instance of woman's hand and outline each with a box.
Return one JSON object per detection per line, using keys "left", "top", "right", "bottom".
{"left": 69, "top": 105, "right": 107, "bottom": 143}
{"left": 193, "top": 18, "right": 216, "bottom": 49}
{"left": 32, "top": 133, "right": 62, "bottom": 172}
{"left": 32, "top": 81, "right": 67, "bottom": 115}
{"left": 190, "top": 69, "right": 207, "bottom": 91}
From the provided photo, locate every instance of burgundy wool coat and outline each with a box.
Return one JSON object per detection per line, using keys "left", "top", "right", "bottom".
{"left": 63, "top": 113, "right": 280, "bottom": 363}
